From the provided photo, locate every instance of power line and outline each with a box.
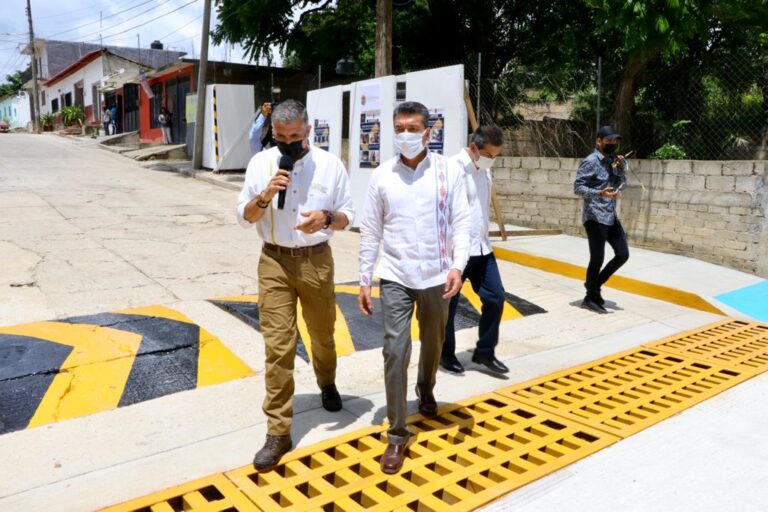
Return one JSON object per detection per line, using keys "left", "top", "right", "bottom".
{"left": 157, "top": 13, "right": 203, "bottom": 42}
{"left": 44, "top": 0, "right": 176, "bottom": 42}
{"left": 97, "top": 0, "right": 199, "bottom": 43}
{"left": 44, "top": 0, "right": 159, "bottom": 39}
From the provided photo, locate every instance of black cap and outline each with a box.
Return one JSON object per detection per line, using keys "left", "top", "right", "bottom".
{"left": 597, "top": 125, "right": 621, "bottom": 139}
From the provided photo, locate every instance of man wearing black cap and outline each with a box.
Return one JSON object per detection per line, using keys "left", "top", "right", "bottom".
{"left": 574, "top": 125, "right": 630, "bottom": 313}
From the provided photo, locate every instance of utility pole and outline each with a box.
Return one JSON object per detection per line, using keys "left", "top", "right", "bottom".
{"left": 193, "top": 0, "right": 211, "bottom": 169}
{"left": 374, "top": 0, "right": 392, "bottom": 77}
{"left": 26, "top": 0, "right": 40, "bottom": 134}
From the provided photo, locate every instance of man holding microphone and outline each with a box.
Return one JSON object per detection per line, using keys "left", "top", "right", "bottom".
{"left": 237, "top": 99, "right": 354, "bottom": 470}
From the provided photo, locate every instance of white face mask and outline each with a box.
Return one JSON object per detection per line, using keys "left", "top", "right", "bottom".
{"left": 394, "top": 130, "right": 426, "bottom": 159}
{"left": 475, "top": 155, "right": 496, "bottom": 170}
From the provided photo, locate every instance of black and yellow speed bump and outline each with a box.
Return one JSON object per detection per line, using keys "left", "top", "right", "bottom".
{"left": 211, "top": 282, "right": 546, "bottom": 362}
{"left": 0, "top": 306, "right": 253, "bottom": 435}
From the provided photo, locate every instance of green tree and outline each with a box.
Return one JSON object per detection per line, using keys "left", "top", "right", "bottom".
{"left": 0, "top": 71, "right": 24, "bottom": 97}
{"left": 586, "top": 0, "right": 709, "bottom": 149}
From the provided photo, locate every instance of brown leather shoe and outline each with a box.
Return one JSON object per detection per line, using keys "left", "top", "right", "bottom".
{"left": 380, "top": 443, "right": 406, "bottom": 474}
{"left": 253, "top": 434, "right": 292, "bottom": 470}
{"left": 415, "top": 385, "right": 438, "bottom": 418}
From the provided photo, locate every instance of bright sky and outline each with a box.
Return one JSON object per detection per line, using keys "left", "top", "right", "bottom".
{"left": 0, "top": 0, "right": 270, "bottom": 80}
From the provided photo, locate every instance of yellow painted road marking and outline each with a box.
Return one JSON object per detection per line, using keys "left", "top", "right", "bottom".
{"left": 460, "top": 280, "right": 524, "bottom": 321}
{"left": 209, "top": 295, "right": 260, "bottom": 303}
{"left": 0, "top": 322, "right": 141, "bottom": 427}
{"left": 117, "top": 305, "right": 256, "bottom": 386}
{"left": 197, "top": 332, "right": 255, "bottom": 387}
{"left": 492, "top": 246, "right": 724, "bottom": 315}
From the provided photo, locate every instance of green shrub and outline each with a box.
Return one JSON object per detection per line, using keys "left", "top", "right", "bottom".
{"left": 40, "top": 112, "right": 55, "bottom": 127}
{"left": 60, "top": 105, "right": 84, "bottom": 126}
{"left": 648, "top": 143, "right": 688, "bottom": 159}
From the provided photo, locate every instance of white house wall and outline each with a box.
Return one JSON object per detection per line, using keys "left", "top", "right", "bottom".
{"left": 40, "top": 56, "right": 104, "bottom": 115}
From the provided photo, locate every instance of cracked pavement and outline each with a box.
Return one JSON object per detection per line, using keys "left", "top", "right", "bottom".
{"left": 0, "top": 134, "right": 359, "bottom": 324}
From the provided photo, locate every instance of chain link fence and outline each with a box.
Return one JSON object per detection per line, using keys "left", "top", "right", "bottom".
{"left": 462, "top": 56, "right": 767, "bottom": 160}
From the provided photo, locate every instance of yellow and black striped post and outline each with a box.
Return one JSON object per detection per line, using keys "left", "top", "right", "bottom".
{"left": 212, "top": 85, "right": 220, "bottom": 167}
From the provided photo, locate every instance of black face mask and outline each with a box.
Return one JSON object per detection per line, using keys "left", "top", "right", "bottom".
{"left": 277, "top": 140, "right": 305, "bottom": 160}
{"left": 602, "top": 143, "right": 618, "bottom": 155}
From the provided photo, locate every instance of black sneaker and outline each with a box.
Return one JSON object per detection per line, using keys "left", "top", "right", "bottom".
{"left": 253, "top": 434, "right": 292, "bottom": 470}
{"left": 593, "top": 290, "right": 605, "bottom": 306}
{"left": 321, "top": 384, "right": 342, "bottom": 412}
{"left": 581, "top": 296, "right": 607, "bottom": 314}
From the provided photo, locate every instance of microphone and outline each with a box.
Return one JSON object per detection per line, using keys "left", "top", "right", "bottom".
{"left": 277, "top": 155, "right": 295, "bottom": 210}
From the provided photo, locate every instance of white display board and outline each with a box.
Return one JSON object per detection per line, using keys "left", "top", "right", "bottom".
{"left": 203, "top": 84, "right": 255, "bottom": 171}
{"left": 304, "top": 65, "right": 467, "bottom": 227}
{"left": 404, "top": 64, "right": 467, "bottom": 158}
{"left": 347, "top": 76, "right": 396, "bottom": 227}
{"left": 307, "top": 85, "right": 343, "bottom": 157}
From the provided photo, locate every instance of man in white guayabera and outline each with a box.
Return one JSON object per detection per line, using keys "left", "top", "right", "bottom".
{"left": 358, "top": 101, "right": 471, "bottom": 475}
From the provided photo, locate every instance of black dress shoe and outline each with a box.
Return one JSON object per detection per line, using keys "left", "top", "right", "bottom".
{"left": 581, "top": 296, "right": 607, "bottom": 314}
{"left": 415, "top": 385, "right": 438, "bottom": 418}
{"left": 253, "top": 434, "right": 292, "bottom": 470}
{"left": 471, "top": 352, "right": 510, "bottom": 374}
{"left": 440, "top": 355, "right": 465, "bottom": 374}
{"left": 380, "top": 443, "right": 406, "bottom": 474}
{"left": 321, "top": 384, "right": 342, "bottom": 412}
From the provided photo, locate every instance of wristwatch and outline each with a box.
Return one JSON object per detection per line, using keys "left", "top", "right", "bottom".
{"left": 255, "top": 193, "right": 270, "bottom": 209}
{"left": 322, "top": 209, "right": 335, "bottom": 229}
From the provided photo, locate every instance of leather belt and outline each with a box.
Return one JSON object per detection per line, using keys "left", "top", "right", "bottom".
{"left": 263, "top": 241, "right": 329, "bottom": 257}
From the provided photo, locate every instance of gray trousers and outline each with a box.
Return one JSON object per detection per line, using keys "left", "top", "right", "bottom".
{"left": 380, "top": 279, "right": 450, "bottom": 445}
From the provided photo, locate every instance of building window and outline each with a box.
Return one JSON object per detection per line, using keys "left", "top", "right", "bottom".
{"left": 51, "top": 98, "right": 59, "bottom": 113}
{"left": 40, "top": 90, "right": 45, "bottom": 106}
{"left": 64, "top": 92, "right": 72, "bottom": 107}
{"left": 149, "top": 82, "right": 163, "bottom": 128}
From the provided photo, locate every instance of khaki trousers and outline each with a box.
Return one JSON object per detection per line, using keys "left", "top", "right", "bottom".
{"left": 258, "top": 245, "right": 337, "bottom": 436}
{"left": 380, "top": 280, "right": 449, "bottom": 445}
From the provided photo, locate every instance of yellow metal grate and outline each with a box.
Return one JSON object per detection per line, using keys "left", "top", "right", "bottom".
{"left": 225, "top": 393, "right": 617, "bottom": 511}
{"left": 645, "top": 319, "right": 768, "bottom": 375}
{"left": 101, "top": 474, "right": 259, "bottom": 512}
{"left": 497, "top": 347, "right": 753, "bottom": 438}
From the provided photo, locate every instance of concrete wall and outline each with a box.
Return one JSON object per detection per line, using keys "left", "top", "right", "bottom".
{"left": 492, "top": 157, "right": 768, "bottom": 277}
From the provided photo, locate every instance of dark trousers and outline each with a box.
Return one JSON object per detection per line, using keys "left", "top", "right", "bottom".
{"left": 584, "top": 219, "right": 630, "bottom": 296}
{"left": 443, "top": 253, "right": 505, "bottom": 359}
{"left": 380, "top": 280, "right": 449, "bottom": 445}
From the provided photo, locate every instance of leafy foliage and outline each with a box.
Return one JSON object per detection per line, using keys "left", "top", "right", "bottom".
{"left": 40, "top": 112, "right": 55, "bottom": 127}
{"left": 648, "top": 143, "right": 688, "bottom": 160}
{"left": 0, "top": 71, "right": 24, "bottom": 97}
{"left": 60, "top": 105, "right": 84, "bottom": 126}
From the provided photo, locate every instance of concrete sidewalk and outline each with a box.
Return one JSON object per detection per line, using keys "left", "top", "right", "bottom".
{"left": 1, "top": 134, "right": 766, "bottom": 511}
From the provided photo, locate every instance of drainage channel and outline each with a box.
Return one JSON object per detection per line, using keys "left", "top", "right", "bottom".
{"left": 103, "top": 319, "right": 768, "bottom": 512}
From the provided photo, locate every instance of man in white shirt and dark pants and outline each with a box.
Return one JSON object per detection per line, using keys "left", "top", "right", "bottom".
{"left": 237, "top": 100, "right": 355, "bottom": 470}
{"left": 358, "top": 101, "right": 471, "bottom": 474}
{"left": 441, "top": 125, "right": 509, "bottom": 375}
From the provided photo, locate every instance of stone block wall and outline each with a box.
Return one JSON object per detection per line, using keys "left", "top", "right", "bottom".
{"left": 492, "top": 157, "right": 768, "bottom": 277}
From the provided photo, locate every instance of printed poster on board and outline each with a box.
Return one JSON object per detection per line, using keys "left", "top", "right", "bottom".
{"left": 313, "top": 118, "right": 330, "bottom": 151}
{"left": 359, "top": 84, "right": 381, "bottom": 168}
{"left": 428, "top": 108, "right": 445, "bottom": 155}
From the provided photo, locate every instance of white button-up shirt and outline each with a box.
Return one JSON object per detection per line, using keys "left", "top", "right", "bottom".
{"left": 236, "top": 146, "right": 355, "bottom": 247}
{"left": 453, "top": 148, "right": 492, "bottom": 256}
{"left": 359, "top": 150, "right": 472, "bottom": 290}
